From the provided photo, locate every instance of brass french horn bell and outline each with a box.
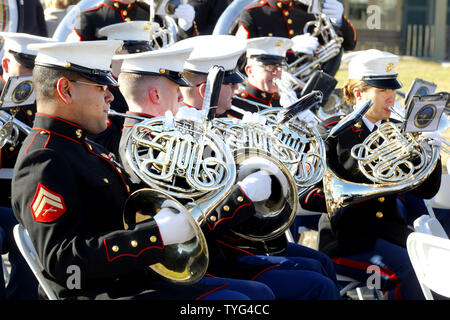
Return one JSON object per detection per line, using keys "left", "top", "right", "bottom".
{"left": 123, "top": 188, "right": 209, "bottom": 285}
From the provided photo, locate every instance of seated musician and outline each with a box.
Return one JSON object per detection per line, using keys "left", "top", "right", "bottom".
{"left": 305, "top": 49, "right": 443, "bottom": 299}
{"left": 11, "top": 39, "right": 275, "bottom": 300}
{"left": 0, "top": 32, "right": 56, "bottom": 300}
{"left": 178, "top": 34, "right": 340, "bottom": 300}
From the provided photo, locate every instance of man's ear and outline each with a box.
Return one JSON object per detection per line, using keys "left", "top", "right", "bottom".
{"left": 2, "top": 57, "right": 9, "bottom": 75}
{"left": 148, "top": 87, "right": 160, "bottom": 104}
{"left": 56, "top": 78, "right": 73, "bottom": 105}
{"left": 244, "top": 64, "right": 252, "bottom": 77}
{"left": 198, "top": 82, "right": 206, "bottom": 99}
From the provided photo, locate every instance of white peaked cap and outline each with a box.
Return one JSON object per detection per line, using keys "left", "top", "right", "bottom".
{"left": 182, "top": 35, "right": 247, "bottom": 83}
{"left": 28, "top": 40, "right": 123, "bottom": 86}
{"left": 0, "top": 32, "right": 56, "bottom": 56}
{"left": 98, "top": 20, "right": 160, "bottom": 41}
{"left": 246, "top": 36, "right": 293, "bottom": 59}
{"left": 116, "top": 43, "right": 194, "bottom": 86}
{"left": 347, "top": 49, "right": 402, "bottom": 89}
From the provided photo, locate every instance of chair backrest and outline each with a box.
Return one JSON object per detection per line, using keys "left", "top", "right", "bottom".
{"left": 413, "top": 214, "right": 449, "bottom": 239}
{"left": 428, "top": 174, "right": 450, "bottom": 209}
{"left": 407, "top": 232, "right": 450, "bottom": 300}
{"left": 13, "top": 224, "right": 58, "bottom": 300}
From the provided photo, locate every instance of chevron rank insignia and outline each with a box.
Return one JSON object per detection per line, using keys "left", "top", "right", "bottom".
{"left": 31, "top": 183, "right": 67, "bottom": 223}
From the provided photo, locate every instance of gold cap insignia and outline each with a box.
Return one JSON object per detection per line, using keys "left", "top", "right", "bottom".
{"left": 144, "top": 23, "right": 152, "bottom": 30}
{"left": 386, "top": 62, "right": 394, "bottom": 72}
{"left": 275, "top": 40, "right": 283, "bottom": 47}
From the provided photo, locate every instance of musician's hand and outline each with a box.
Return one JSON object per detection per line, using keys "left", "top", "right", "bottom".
{"left": 291, "top": 34, "right": 319, "bottom": 55}
{"left": 176, "top": 105, "right": 203, "bottom": 122}
{"left": 238, "top": 170, "right": 272, "bottom": 202}
{"left": 154, "top": 205, "right": 195, "bottom": 246}
{"left": 421, "top": 131, "right": 442, "bottom": 148}
{"left": 174, "top": 4, "right": 196, "bottom": 31}
{"left": 241, "top": 111, "right": 267, "bottom": 125}
{"left": 323, "top": 0, "right": 344, "bottom": 27}
{"left": 298, "top": 110, "right": 319, "bottom": 128}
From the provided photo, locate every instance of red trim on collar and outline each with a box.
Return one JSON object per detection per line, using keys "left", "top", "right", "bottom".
{"left": 35, "top": 113, "right": 84, "bottom": 129}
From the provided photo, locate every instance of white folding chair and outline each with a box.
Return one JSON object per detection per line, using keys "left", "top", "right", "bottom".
{"left": 407, "top": 232, "right": 450, "bottom": 300}
{"left": 13, "top": 224, "right": 58, "bottom": 300}
{"left": 414, "top": 214, "right": 449, "bottom": 239}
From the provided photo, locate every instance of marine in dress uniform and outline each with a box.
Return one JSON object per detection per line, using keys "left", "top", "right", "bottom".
{"left": 233, "top": 0, "right": 356, "bottom": 53}
{"left": 69, "top": 0, "right": 196, "bottom": 42}
{"left": 115, "top": 41, "right": 279, "bottom": 300}
{"left": 225, "top": 36, "right": 292, "bottom": 118}
{"left": 313, "top": 50, "right": 443, "bottom": 299}
{"left": 0, "top": 33, "right": 56, "bottom": 300}
{"left": 177, "top": 35, "right": 340, "bottom": 300}
{"left": 188, "top": 0, "right": 231, "bottom": 35}
{"left": 11, "top": 40, "right": 274, "bottom": 300}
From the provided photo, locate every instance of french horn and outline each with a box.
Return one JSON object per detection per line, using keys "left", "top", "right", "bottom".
{"left": 258, "top": 106, "right": 326, "bottom": 197}
{"left": 122, "top": 114, "right": 236, "bottom": 284}
{"left": 211, "top": 116, "right": 299, "bottom": 241}
{"left": 323, "top": 121, "right": 442, "bottom": 217}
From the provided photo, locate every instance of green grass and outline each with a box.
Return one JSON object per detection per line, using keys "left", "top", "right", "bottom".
{"left": 334, "top": 56, "right": 450, "bottom": 93}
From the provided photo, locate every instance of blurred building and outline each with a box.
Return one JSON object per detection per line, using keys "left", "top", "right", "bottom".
{"left": 342, "top": 0, "right": 449, "bottom": 60}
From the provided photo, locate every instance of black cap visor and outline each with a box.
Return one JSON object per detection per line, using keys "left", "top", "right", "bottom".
{"left": 36, "top": 61, "right": 119, "bottom": 87}
{"left": 123, "top": 40, "right": 153, "bottom": 54}
{"left": 249, "top": 54, "right": 285, "bottom": 66}
{"left": 121, "top": 68, "right": 192, "bottom": 87}
{"left": 363, "top": 75, "right": 402, "bottom": 90}
{"left": 9, "top": 50, "right": 36, "bottom": 69}
{"left": 223, "top": 69, "right": 246, "bottom": 84}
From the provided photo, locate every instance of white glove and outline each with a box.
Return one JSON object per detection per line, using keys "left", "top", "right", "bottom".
{"left": 291, "top": 34, "right": 319, "bottom": 55}
{"left": 241, "top": 111, "right": 267, "bottom": 125}
{"left": 153, "top": 201, "right": 195, "bottom": 246}
{"left": 174, "top": 3, "right": 196, "bottom": 31}
{"left": 298, "top": 110, "right": 319, "bottom": 128}
{"left": 322, "top": 0, "right": 344, "bottom": 27}
{"left": 176, "top": 105, "right": 204, "bottom": 122}
{"left": 279, "top": 87, "right": 298, "bottom": 109}
{"left": 421, "top": 131, "right": 442, "bottom": 148}
{"left": 238, "top": 170, "right": 272, "bottom": 202}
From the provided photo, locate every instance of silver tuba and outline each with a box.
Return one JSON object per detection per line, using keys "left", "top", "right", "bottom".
{"left": 287, "top": 3, "right": 344, "bottom": 84}
{"left": 323, "top": 121, "right": 442, "bottom": 217}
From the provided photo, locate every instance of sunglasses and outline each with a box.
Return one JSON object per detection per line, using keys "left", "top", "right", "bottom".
{"left": 257, "top": 64, "right": 286, "bottom": 72}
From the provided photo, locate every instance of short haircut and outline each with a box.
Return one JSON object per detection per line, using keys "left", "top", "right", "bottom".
{"left": 118, "top": 71, "right": 161, "bottom": 106}
{"left": 32, "top": 65, "right": 83, "bottom": 102}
